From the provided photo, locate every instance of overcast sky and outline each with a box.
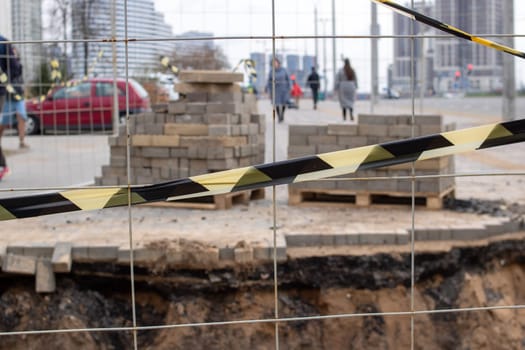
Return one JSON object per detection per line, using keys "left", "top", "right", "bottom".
{"left": 153, "top": 0, "right": 525, "bottom": 92}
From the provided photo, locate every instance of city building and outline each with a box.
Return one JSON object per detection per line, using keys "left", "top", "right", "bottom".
{"left": 174, "top": 31, "right": 215, "bottom": 53}
{"left": 391, "top": 1, "right": 434, "bottom": 96}
{"left": 71, "top": 0, "right": 175, "bottom": 79}
{"left": 433, "top": 0, "right": 503, "bottom": 93}
{"left": 300, "top": 55, "right": 316, "bottom": 86}
{"left": 249, "top": 52, "right": 266, "bottom": 94}
{"left": 0, "top": 0, "right": 43, "bottom": 84}
{"left": 286, "top": 54, "right": 300, "bottom": 78}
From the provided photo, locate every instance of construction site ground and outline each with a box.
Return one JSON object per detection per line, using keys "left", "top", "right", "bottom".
{"left": 0, "top": 97, "right": 524, "bottom": 258}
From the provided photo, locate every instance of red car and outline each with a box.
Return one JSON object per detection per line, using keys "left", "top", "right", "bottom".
{"left": 25, "top": 78, "right": 150, "bottom": 134}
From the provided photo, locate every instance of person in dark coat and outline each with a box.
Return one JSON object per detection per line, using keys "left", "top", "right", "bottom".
{"left": 334, "top": 58, "right": 358, "bottom": 121}
{"left": 306, "top": 66, "right": 320, "bottom": 110}
{"left": 0, "top": 35, "right": 23, "bottom": 180}
{"left": 265, "top": 58, "right": 291, "bottom": 123}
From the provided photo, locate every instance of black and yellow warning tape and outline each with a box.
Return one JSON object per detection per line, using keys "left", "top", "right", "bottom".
{"left": 0, "top": 70, "right": 23, "bottom": 101}
{"left": 372, "top": 0, "right": 525, "bottom": 59}
{"left": 0, "top": 119, "right": 524, "bottom": 221}
{"left": 160, "top": 56, "right": 179, "bottom": 75}
{"left": 233, "top": 58, "right": 257, "bottom": 82}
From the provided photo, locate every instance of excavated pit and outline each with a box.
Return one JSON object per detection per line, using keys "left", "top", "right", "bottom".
{"left": 1, "top": 238, "right": 525, "bottom": 349}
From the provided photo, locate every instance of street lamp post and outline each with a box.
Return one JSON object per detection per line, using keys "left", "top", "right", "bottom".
{"left": 320, "top": 19, "right": 329, "bottom": 98}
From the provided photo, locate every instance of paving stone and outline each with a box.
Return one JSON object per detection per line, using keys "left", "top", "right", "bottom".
{"left": 117, "top": 248, "right": 164, "bottom": 264}
{"left": 359, "top": 232, "right": 398, "bottom": 245}
{"left": 52, "top": 242, "right": 73, "bottom": 273}
{"left": 285, "top": 234, "right": 322, "bottom": 247}
{"left": 175, "top": 82, "right": 241, "bottom": 94}
{"left": 178, "top": 70, "right": 243, "bottom": 83}
{"left": 219, "top": 247, "right": 235, "bottom": 261}
{"left": 234, "top": 248, "right": 253, "bottom": 263}
{"left": 88, "top": 246, "right": 119, "bottom": 261}
{"left": 395, "top": 229, "right": 409, "bottom": 244}
{"left": 36, "top": 259, "right": 56, "bottom": 293}
{"left": 2, "top": 254, "right": 37, "bottom": 275}
{"left": 253, "top": 234, "right": 287, "bottom": 261}
{"left": 358, "top": 114, "right": 399, "bottom": 125}
{"left": 0, "top": 244, "right": 5, "bottom": 266}
{"left": 451, "top": 225, "right": 486, "bottom": 240}
{"left": 164, "top": 123, "right": 209, "bottom": 136}
{"left": 327, "top": 124, "right": 358, "bottom": 136}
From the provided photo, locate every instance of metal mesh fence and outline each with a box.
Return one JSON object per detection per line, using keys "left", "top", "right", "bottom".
{"left": 0, "top": 1, "right": 525, "bottom": 349}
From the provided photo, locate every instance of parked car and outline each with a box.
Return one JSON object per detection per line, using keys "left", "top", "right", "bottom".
{"left": 25, "top": 78, "right": 150, "bottom": 134}
{"left": 381, "top": 87, "right": 400, "bottom": 99}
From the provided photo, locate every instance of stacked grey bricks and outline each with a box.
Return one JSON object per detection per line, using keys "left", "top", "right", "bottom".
{"left": 95, "top": 70, "right": 265, "bottom": 186}
{"left": 288, "top": 114, "right": 456, "bottom": 208}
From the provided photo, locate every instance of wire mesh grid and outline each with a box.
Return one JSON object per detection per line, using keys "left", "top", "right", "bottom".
{"left": 0, "top": 0, "right": 525, "bottom": 349}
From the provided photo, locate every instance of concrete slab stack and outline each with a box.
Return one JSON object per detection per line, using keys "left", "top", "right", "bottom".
{"left": 288, "top": 114, "right": 456, "bottom": 209}
{"left": 95, "top": 70, "right": 265, "bottom": 187}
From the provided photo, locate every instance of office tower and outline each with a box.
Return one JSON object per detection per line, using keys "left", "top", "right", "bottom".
{"left": 250, "top": 52, "right": 266, "bottom": 93}
{"left": 286, "top": 54, "right": 300, "bottom": 77}
{"left": 1, "top": 0, "right": 43, "bottom": 83}
{"left": 391, "top": 1, "right": 433, "bottom": 95}
{"left": 434, "top": 0, "right": 503, "bottom": 92}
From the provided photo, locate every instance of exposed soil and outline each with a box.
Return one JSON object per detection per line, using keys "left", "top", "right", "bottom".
{"left": 1, "top": 238, "right": 525, "bottom": 349}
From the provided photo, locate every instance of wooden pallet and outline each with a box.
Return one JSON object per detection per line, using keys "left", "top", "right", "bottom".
{"left": 144, "top": 188, "right": 265, "bottom": 210}
{"left": 288, "top": 187, "right": 455, "bottom": 209}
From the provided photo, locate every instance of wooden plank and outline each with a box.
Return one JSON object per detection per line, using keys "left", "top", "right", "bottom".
{"left": 178, "top": 70, "right": 243, "bottom": 83}
{"left": 288, "top": 186, "right": 455, "bottom": 209}
{"left": 175, "top": 82, "right": 241, "bottom": 94}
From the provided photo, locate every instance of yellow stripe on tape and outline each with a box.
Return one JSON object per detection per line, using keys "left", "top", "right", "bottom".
{"left": 1, "top": 119, "right": 524, "bottom": 221}
{"left": 191, "top": 167, "right": 252, "bottom": 192}
{"left": 61, "top": 187, "right": 122, "bottom": 210}
{"left": 297, "top": 145, "right": 391, "bottom": 182}
{"left": 0, "top": 205, "right": 16, "bottom": 221}
{"left": 420, "top": 124, "right": 498, "bottom": 160}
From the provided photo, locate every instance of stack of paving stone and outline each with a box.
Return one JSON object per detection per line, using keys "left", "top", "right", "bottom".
{"left": 288, "top": 114, "right": 456, "bottom": 209}
{"left": 95, "top": 70, "right": 265, "bottom": 187}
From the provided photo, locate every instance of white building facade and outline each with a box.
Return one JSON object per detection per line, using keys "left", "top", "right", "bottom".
{"left": 70, "top": 0, "right": 175, "bottom": 79}
{"left": 0, "top": 0, "right": 43, "bottom": 84}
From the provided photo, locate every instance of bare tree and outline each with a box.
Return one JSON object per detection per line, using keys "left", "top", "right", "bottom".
{"left": 47, "top": 0, "right": 70, "bottom": 77}
{"left": 71, "top": 0, "right": 102, "bottom": 76}
{"left": 170, "top": 45, "right": 231, "bottom": 71}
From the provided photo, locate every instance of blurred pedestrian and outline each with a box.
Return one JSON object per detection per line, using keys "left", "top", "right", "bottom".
{"left": 265, "top": 58, "right": 291, "bottom": 123}
{"left": 0, "top": 35, "right": 23, "bottom": 180}
{"left": 306, "top": 66, "right": 320, "bottom": 110}
{"left": 334, "top": 58, "right": 358, "bottom": 121}
{"left": 2, "top": 46, "right": 28, "bottom": 148}
{"left": 290, "top": 76, "right": 303, "bottom": 109}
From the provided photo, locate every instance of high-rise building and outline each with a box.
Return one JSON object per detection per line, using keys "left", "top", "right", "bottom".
{"left": 286, "top": 54, "right": 300, "bottom": 77}
{"left": 71, "top": 0, "right": 175, "bottom": 79}
{"left": 0, "top": 0, "right": 43, "bottom": 83}
{"left": 302, "top": 55, "right": 316, "bottom": 72}
{"left": 0, "top": 0, "right": 12, "bottom": 38}
{"left": 391, "top": 1, "right": 433, "bottom": 95}
{"left": 250, "top": 52, "right": 266, "bottom": 93}
{"left": 299, "top": 55, "right": 316, "bottom": 86}
{"left": 434, "top": 0, "right": 503, "bottom": 92}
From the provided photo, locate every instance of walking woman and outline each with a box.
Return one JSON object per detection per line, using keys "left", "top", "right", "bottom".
{"left": 265, "top": 58, "right": 291, "bottom": 123}
{"left": 334, "top": 58, "right": 358, "bottom": 121}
